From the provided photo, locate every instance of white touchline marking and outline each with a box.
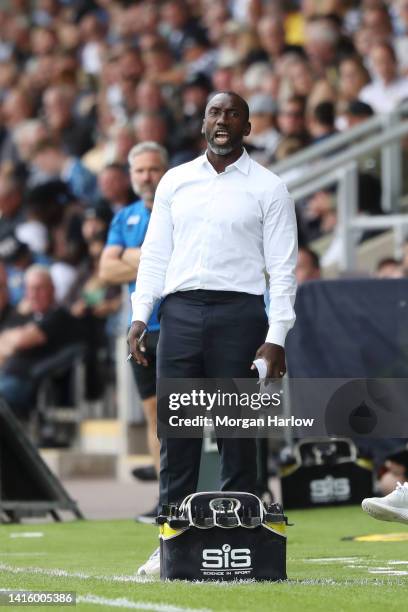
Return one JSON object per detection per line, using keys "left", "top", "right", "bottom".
{"left": 388, "top": 561, "right": 408, "bottom": 565}
{"left": 190, "top": 577, "right": 404, "bottom": 587}
{"left": 0, "top": 564, "right": 152, "bottom": 584}
{"left": 9, "top": 532, "right": 44, "bottom": 539}
{"left": 77, "top": 594, "right": 213, "bottom": 612}
{"left": 0, "top": 553, "right": 46, "bottom": 557}
{"left": 0, "top": 590, "right": 212, "bottom": 612}
{"left": 304, "top": 557, "right": 364, "bottom": 564}
{"left": 369, "top": 570, "right": 408, "bottom": 576}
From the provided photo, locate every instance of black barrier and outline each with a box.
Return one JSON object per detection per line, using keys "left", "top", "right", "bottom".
{"left": 0, "top": 401, "right": 83, "bottom": 523}
{"left": 280, "top": 438, "right": 373, "bottom": 509}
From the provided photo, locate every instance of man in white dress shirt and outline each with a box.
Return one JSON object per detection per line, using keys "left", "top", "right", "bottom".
{"left": 359, "top": 42, "right": 408, "bottom": 113}
{"left": 128, "top": 92, "right": 297, "bottom": 576}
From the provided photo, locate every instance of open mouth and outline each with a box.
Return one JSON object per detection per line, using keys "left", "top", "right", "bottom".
{"left": 213, "top": 130, "right": 230, "bottom": 145}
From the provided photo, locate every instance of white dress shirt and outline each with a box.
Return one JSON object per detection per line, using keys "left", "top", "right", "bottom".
{"left": 131, "top": 149, "right": 297, "bottom": 347}
{"left": 359, "top": 77, "right": 408, "bottom": 113}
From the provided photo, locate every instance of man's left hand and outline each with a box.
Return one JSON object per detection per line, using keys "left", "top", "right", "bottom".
{"left": 253, "top": 343, "right": 286, "bottom": 379}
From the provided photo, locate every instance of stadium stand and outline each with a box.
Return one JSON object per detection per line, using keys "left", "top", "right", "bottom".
{"left": 0, "top": 0, "right": 407, "bottom": 490}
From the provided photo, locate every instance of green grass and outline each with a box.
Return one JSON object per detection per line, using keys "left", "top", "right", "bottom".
{"left": 0, "top": 506, "right": 408, "bottom": 611}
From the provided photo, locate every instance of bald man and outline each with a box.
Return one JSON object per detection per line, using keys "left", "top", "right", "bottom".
{"left": 129, "top": 92, "right": 297, "bottom": 575}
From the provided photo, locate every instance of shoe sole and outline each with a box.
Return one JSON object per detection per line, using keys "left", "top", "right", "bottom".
{"left": 137, "top": 566, "right": 160, "bottom": 576}
{"left": 135, "top": 516, "right": 157, "bottom": 525}
{"left": 362, "top": 499, "right": 408, "bottom": 524}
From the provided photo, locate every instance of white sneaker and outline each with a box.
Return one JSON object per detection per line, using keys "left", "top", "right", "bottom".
{"left": 137, "top": 546, "right": 160, "bottom": 576}
{"left": 362, "top": 482, "right": 408, "bottom": 523}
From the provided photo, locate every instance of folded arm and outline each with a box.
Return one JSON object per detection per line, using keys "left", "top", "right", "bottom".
{"left": 99, "top": 245, "right": 141, "bottom": 284}
{"left": 0, "top": 323, "right": 46, "bottom": 363}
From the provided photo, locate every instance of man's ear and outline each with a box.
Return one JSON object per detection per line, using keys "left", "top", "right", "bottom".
{"left": 201, "top": 119, "right": 205, "bottom": 134}
{"left": 244, "top": 121, "right": 251, "bottom": 137}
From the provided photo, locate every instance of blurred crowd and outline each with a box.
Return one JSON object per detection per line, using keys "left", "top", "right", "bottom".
{"left": 1, "top": 0, "right": 408, "bottom": 418}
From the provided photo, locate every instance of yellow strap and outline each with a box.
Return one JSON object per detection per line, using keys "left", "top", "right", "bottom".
{"left": 159, "top": 523, "right": 188, "bottom": 540}
{"left": 263, "top": 522, "right": 287, "bottom": 537}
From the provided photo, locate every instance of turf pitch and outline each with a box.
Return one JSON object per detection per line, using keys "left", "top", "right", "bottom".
{"left": 0, "top": 505, "right": 407, "bottom": 612}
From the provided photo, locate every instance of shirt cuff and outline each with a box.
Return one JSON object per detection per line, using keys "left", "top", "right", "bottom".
{"left": 131, "top": 304, "right": 151, "bottom": 325}
{"left": 265, "top": 324, "right": 288, "bottom": 348}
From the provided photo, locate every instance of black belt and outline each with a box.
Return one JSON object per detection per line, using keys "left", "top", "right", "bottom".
{"left": 172, "top": 289, "right": 262, "bottom": 303}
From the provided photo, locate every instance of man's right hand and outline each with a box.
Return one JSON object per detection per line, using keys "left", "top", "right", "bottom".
{"left": 127, "top": 321, "right": 148, "bottom": 366}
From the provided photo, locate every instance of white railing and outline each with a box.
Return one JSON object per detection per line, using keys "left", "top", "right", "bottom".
{"left": 272, "top": 101, "right": 408, "bottom": 214}
{"left": 282, "top": 117, "right": 408, "bottom": 270}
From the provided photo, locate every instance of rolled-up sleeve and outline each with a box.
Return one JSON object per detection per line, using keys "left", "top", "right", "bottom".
{"left": 131, "top": 172, "right": 174, "bottom": 324}
{"left": 263, "top": 181, "right": 298, "bottom": 347}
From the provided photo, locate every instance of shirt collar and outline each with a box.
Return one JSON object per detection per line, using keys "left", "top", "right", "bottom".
{"left": 199, "top": 148, "right": 251, "bottom": 175}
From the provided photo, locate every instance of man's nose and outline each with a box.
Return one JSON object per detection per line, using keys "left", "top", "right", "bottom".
{"left": 216, "top": 111, "right": 229, "bottom": 124}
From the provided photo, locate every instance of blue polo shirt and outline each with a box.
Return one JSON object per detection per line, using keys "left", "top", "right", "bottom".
{"left": 106, "top": 200, "right": 160, "bottom": 331}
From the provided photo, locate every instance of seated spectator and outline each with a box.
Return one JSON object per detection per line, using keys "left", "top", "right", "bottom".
{"left": 23, "top": 183, "right": 78, "bottom": 262}
{"left": 375, "top": 257, "right": 404, "bottom": 279}
{"left": 274, "top": 136, "right": 305, "bottom": 163}
{"left": 340, "top": 100, "right": 381, "bottom": 177}
{"left": 31, "top": 139, "right": 99, "bottom": 205}
{"left": 2, "top": 87, "right": 34, "bottom": 129}
{"left": 95, "top": 163, "right": 134, "bottom": 222}
{"left": 69, "top": 230, "right": 122, "bottom": 322}
{"left": 174, "top": 73, "right": 211, "bottom": 161}
{"left": 245, "top": 93, "right": 280, "bottom": 166}
{"left": 0, "top": 235, "right": 49, "bottom": 306}
{"left": 337, "top": 56, "right": 371, "bottom": 116}
{"left": 274, "top": 136, "right": 308, "bottom": 183}
{"left": 67, "top": 229, "right": 121, "bottom": 400}
{"left": 133, "top": 112, "right": 169, "bottom": 150}
{"left": 0, "top": 261, "right": 19, "bottom": 331}
{"left": 0, "top": 108, "right": 18, "bottom": 169}
{"left": 304, "top": 15, "right": 341, "bottom": 78}
{"left": 343, "top": 99, "right": 374, "bottom": 129}
{"left": 308, "top": 101, "right": 336, "bottom": 144}
{"left": 135, "top": 79, "right": 173, "bottom": 121}
{"left": 359, "top": 42, "right": 408, "bottom": 113}
{"left": 81, "top": 207, "right": 110, "bottom": 244}
{"left": 107, "top": 124, "right": 137, "bottom": 167}
{"left": 78, "top": 12, "right": 107, "bottom": 78}
{"left": 394, "top": 0, "right": 408, "bottom": 73}
{"left": 42, "top": 85, "right": 94, "bottom": 157}
{"left": 361, "top": 2, "right": 393, "bottom": 49}
{"left": 277, "top": 96, "right": 309, "bottom": 146}
{"left": 0, "top": 265, "right": 81, "bottom": 418}
{"left": 296, "top": 247, "right": 321, "bottom": 284}
{"left": 285, "top": 58, "right": 314, "bottom": 98}
{"left": 11, "top": 119, "right": 48, "bottom": 182}
{"left": 0, "top": 172, "right": 25, "bottom": 241}
{"left": 257, "top": 15, "right": 303, "bottom": 66}
{"left": 160, "top": 0, "right": 208, "bottom": 62}
{"left": 306, "top": 78, "right": 337, "bottom": 117}
{"left": 243, "top": 62, "right": 276, "bottom": 96}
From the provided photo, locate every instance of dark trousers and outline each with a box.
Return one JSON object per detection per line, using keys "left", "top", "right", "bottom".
{"left": 157, "top": 290, "right": 268, "bottom": 509}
